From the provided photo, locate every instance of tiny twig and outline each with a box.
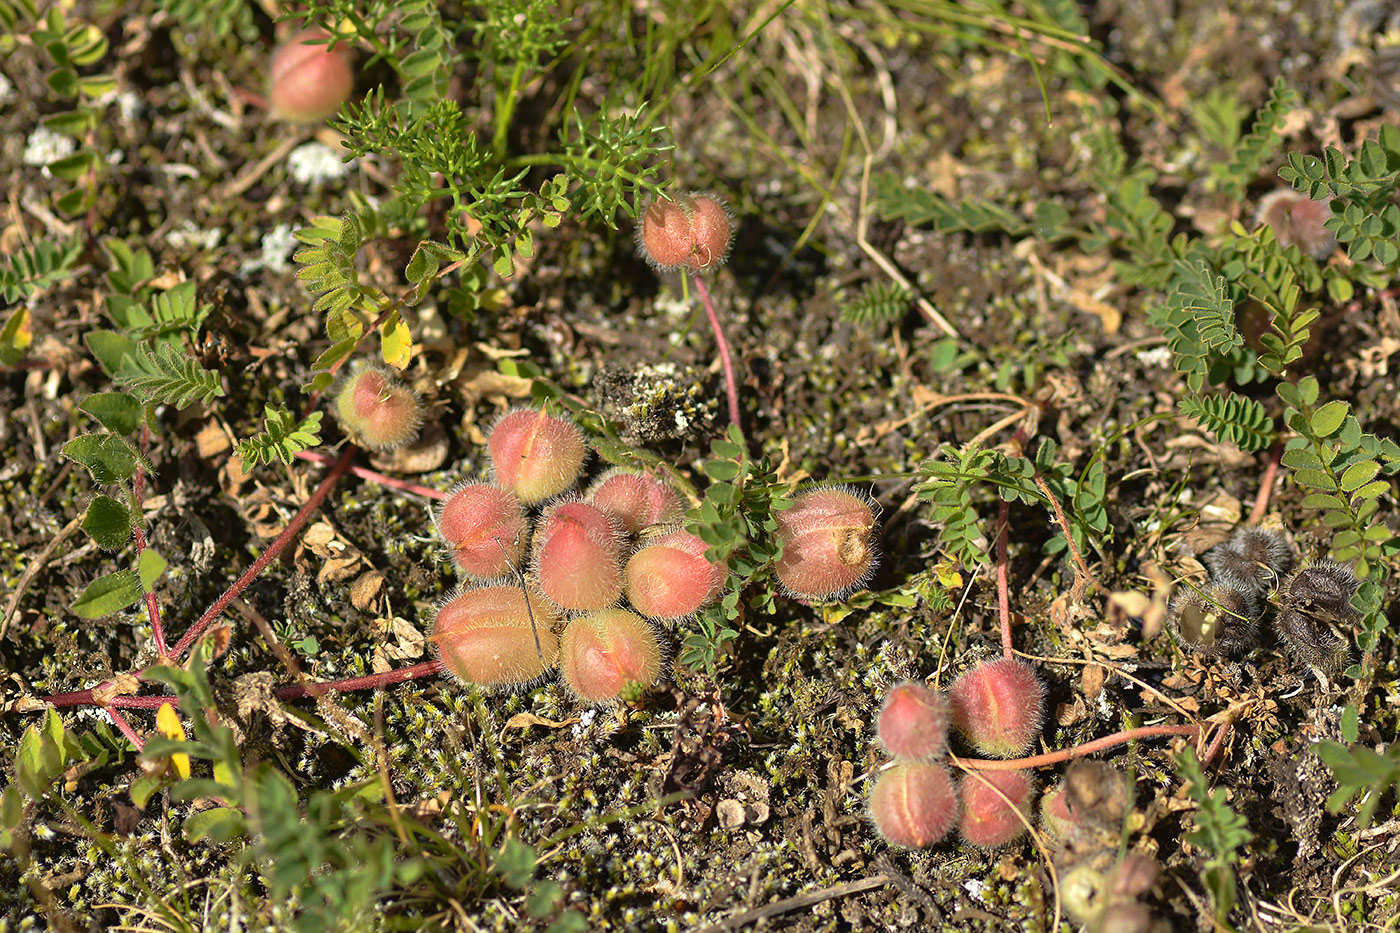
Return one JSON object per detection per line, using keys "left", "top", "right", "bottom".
{"left": 691, "top": 274, "right": 742, "bottom": 430}
{"left": 1033, "top": 473, "right": 1101, "bottom": 597}
{"left": 1, "top": 515, "right": 82, "bottom": 639}
{"left": 695, "top": 875, "right": 891, "bottom": 932}
{"left": 132, "top": 423, "right": 167, "bottom": 657}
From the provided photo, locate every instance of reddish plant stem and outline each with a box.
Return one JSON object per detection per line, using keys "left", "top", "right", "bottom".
{"left": 132, "top": 423, "right": 167, "bottom": 657}
{"left": 294, "top": 449, "right": 445, "bottom": 499}
{"left": 953, "top": 724, "right": 1202, "bottom": 771}
{"left": 1248, "top": 443, "right": 1284, "bottom": 526}
{"left": 171, "top": 445, "right": 357, "bottom": 658}
{"left": 273, "top": 660, "right": 446, "bottom": 700}
{"left": 1034, "top": 473, "right": 1101, "bottom": 596}
{"left": 43, "top": 660, "right": 448, "bottom": 712}
{"left": 690, "top": 274, "right": 742, "bottom": 430}
{"left": 996, "top": 499, "right": 1013, "bottom": 659}
{"left": 107, "top": 708, "right": 145, "bottom": 749}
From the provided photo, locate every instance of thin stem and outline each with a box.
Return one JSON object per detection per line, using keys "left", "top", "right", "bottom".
{"left": 996, "top": 498, "right": 1013, "bottom": 659}
{"left": 273, "top": 660, "right": 446, "bottom": 700}
{"left": 1034, "top": 473, "right": 1101, "bottom": 596}
{"left": 690, "top": 274, "right": 742, "bottom": 429}
{"left": 132, "top": 423, "right": 167, "bottom": 657}
{"left": 502, "top": 152, "right": 648, "bottom": 187}
{"left": 293, "top": 449, "right": 446, "bottom": 499}
{"left": 953, "top": 724, "right": 1202, "bottom": 771}
{"left": 107, "top": 708, "right": 145, "bottom": 749}
{"left": 1248, "top": 443, "right": 1284, "bottom": 525}
{"left": 492, "top": 60, "right": 527, "bottom": 158}
{"left": 171, "top": 446, "right": 357, "bottom": 658}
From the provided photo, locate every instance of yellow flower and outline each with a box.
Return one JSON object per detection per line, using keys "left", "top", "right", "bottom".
{"left": 155, "top": 702, "right": 190, "bottom": 781}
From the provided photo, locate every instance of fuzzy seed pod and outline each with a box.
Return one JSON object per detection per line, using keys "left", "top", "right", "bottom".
{"left": 1256, "top": 189, "right": 1336, "bottom": 260}
{"left": 487, "top": 408, "right": 588, "bottom": 505}
{"left": 533, "top": 501, "right": 625, "bottom": 612}
{"left": 1039, "top": 783, "right": 1076, "bottom": 840}
{"left": 1166, "top": 575, "right": 1261, "bottom": 657}
{"left": 959, "top": 769, "right": 1036, "bottom": 847}
{"left": 1204, "top": 525, "right": 1293, "bottom": 596}
{"left": 877, "top": 682, "right": 950, "bottom": 761}
{"left": 333, "top": 364, "right": 423, "bottom": 450}
{"left": 586, "top": 468, "right": 685, "bottom": 534}
{"left": 436, "top": 483, "right": 528, "bottom": 578}
{"left": 623, "top": 529, "right": 726, "bottom": 620}
{"left": 869, "top": 762, "right": 958, "bottom": 848}
{"left": 432, "top": 585, "right": 560, "bottom": 689}
{"left": 1276, "top": 560, "right": 1359, "bottom": 671}
{"left": 636, "top": 192, "right": 734, "bottom": 273}
{"left": 947, "top": 658, "right": 1045, "bottom": 758}
{"left": 558, "top": 609, "right": 663, "bottom": 703}
{"left": 772, "top": 486, "right": 879, "bottom": 602}
{"left": 269, "top": 30, "right": 355, "bottom": 124}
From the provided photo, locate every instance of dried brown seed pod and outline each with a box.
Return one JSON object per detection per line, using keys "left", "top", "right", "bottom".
{"left": 1166, "top": 575, "right": 1262, "bottom": 657}
{"left": 1275, "top": 560, "right": 1359, "bottom": 672}
{"left": 1204, "top": 525, "right": 1294, "bottom": 595}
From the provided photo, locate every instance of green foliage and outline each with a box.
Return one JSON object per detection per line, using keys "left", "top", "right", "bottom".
{"left": 1177, "top": 746, "right": 1252, "bottom": 925}
{"left": 23, "top": 6, "right": 113, "bottom": 214}
{"left": 1280, "top": 124, "right": 1400, "bottom": 264}
{"left": 1149, "top": 258, "right": 1240, "bottom": 392}
{"left": 916, "top": 438, "right": 1107, "bottom": 571}
{"left": 236, "top": 407, "right": 324, "bottom": 469}
{"left": 1085, "top": 172, "right": 1177, "bottom": 288}
{"left": 0, "top": 237, "right": 81, "bottom": 306}
{"left": 1178, "top": 393, "right": 1273, "bottom": 453}
{"left": 115, "top": 340, "right": 224, "bottom": 408}
{"left": 840, "top": 281, "right": 912, "bottom": 326}
{"left": 1215, "top": 78, "right": 1298, "bottom": 199}
{"left": 683, "top": 425, "right": 793, "bottom": 674}
{"left": 153, "top": 0, "right": 256, "bottom": 40}
{"left": 1313, "top": 733, "right": 1400, "bottom": 830}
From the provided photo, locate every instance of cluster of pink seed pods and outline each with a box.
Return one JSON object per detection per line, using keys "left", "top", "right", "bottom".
{"left": 868, "top": 658, "right": 1048, "bottom": 849}
{"left": 429, "top": 406, "right": 728, "bottom": 703}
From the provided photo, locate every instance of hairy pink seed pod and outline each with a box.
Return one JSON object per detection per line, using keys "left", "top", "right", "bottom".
{"left": 959, "top": 769, "right": 1036, "bottom": 847}
{"left": 636, "top": 192, "right": 734, "bottom": 273}
{"left": 623, "top": 529, "right": 726, "bottom": 620}
{"left": 586, "top": 468, "right": 685, "bottom": 534}
{"left": 869, "top": 762, "right": 958, "bottom": 848}
{"left": 333, "top": 365, "right": 422, "bottom": 450}
{"left": 877, "top": 682, "right": 950, "bottom": 761}
{"left": 533, "top": 501, "right": 625, "bottom": 611}
{"left": 773, "top": 487, "right": 879, "bottom": 602}
{"left": 487, "top": 408, "right": 587, "bottom": 505}
{"left": 268, "top": 30, "right": 355, "bottom": 124}
{"left": 435, "top": 483, "right": 527, "bottom": 578}
{"left": 948, "top": 658, "right": 1045, "bottom": 758}
{"left": 432, "top": 585, "right": 559, "bottom": 689}
{"left": 558, "top": 609, "right": 663, "bottom": 703}
{"left": 1256, "top": 189, "right": 1335, "bottom": 260}
{"left": 1039, "top": 783, "right": 1075, "bottom": 840}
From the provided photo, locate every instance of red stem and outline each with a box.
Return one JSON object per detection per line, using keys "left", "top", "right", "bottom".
{"left": 132, "top": 424, "right": 167, "bottom": 657}
{"left": 293, "top": 449, "right": 445, "bottom": 499}
{"left": 107, "top": 708, "right": 145, "bottom": 748}
{"left": 996, "top": 499, "right": 1013, "bottom": 659}
{"left": 1248, "top": 443, "right": 1283, "bottom": 525}
{"left": 272, "top": 660, "right": 445, "bottom": 700}
{"left": 690, "top": 275, "right": 742, "bottom": 430}
{"left": 953, "top": 724, "right": 1202, "bottom": 771}
{"left": 171, "top": 445, "right": 357, "bottom": 658}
